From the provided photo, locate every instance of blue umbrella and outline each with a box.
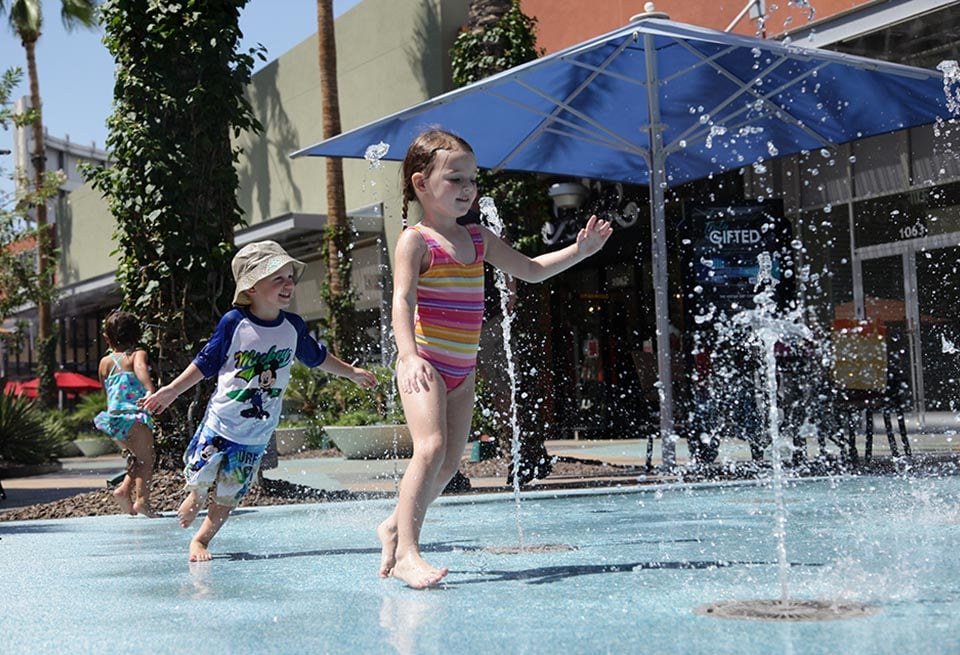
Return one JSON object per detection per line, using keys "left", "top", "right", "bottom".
{"left": 294, "top": 15, "right": 950, "bottom": 466}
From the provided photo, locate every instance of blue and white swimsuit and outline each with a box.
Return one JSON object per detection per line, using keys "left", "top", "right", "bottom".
{"left": 94, "top": 352, "right": 154, "bottom": 440}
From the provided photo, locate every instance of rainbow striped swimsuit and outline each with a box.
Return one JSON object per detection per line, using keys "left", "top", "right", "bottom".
{"left": 412, "top": 223, "right": 485, "bottom": 391}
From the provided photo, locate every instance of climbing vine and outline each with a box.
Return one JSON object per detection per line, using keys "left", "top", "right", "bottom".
{"left": 450, "top": 1, "right": 560, "bottom": 482}
{"left": 317, "top": 223, "right": 358, "bottom": 359}
{"left": 88, "top": 0, "right": 263, "bottom": 461}
{"left": 450, "top": 1, "right": 550, "bottom": 253}
{"left": 451, "top": 1, "right": 541, "bottom": 88}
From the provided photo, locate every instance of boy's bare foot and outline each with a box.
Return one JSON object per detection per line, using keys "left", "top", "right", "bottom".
{"left": 133, "top": 499, "right": 160, "bottom": 518}
{"left": 189, "top": 537, "right": 213, "bottom": 562}
{"left": 391, "top": 552, "right": 448, "bottom": 589}
{"left": 177, "top": 491, "right": 203, "bottom": 528}
{"left": 112, "top": 487, "right": 136, "bottom": 516}
{"left": 377, "top": 519, "right": 398, "bottom": 577}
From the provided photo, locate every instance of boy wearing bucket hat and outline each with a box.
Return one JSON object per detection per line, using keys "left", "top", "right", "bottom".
{"left": 141, "top": 240, "right": 378, "bottom": 562}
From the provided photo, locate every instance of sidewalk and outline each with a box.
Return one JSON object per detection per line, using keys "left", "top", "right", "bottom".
{"left": 3, "top": 426, "right": 959, "bottom": 513}
{"left": 0, "top": 455, "right": 129, "bottom": 511}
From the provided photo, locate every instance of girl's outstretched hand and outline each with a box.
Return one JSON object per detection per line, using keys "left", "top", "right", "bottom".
{"left": 576, "top": 215, "right": 614, "bottom": 256}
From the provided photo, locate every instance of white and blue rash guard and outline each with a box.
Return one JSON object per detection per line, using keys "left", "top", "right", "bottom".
{"left": 192, "top": 308, "right": 327, "bottom": 446}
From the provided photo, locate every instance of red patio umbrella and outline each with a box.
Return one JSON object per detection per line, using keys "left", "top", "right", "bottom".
{"left": 20, "top": 371, "right": 102, "bottom": 393}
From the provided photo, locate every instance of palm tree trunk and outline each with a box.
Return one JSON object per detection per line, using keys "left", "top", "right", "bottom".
{"left": 317, "top": 0, "right": 351, "bottom": 356}
{"left": 23, "top": 35, "right": 57, "bottom": 407}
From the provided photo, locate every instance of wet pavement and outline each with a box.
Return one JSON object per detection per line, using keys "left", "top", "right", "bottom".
{"left": 2, "top": 414, "right": 958, "bottom": 513}
{"left": 6, "top": 474, "right": 960, "bottom": 654}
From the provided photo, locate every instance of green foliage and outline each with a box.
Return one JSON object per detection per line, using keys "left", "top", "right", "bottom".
{"left": 470, "top": 374, "right": 503, "bottom": 439}
{"left": 450, "top": 2, "right": 561, "bottom": 471}
{"left": 0, "top": 0, "right": 97, "bottom": 42}
{"left": 287, "top": 360, "right": 504, "bottom": 446}
{"left": 317, "top": 224, "right": 358, "bottom": 358}
{"left": 0, "top": 389, "right": 70, "bottom": 465}
{"left": 285, "top": 361, "right": 328, "bottom": 418}
{"left": 0, "top": 67, "right": 26, "bottom": 126}
{"left": 450, "top": 1, "right": 542, "bottom": 88}
{"left": 0, "top": 170, "right": 64, "bottom": 317}
{"left": 61, "top": 390, "right": 107, "bottom": 434}
{"left": 88, "top": 1, "right": 263, "bottom": 461}
{"left": 286, "top": 362, "right": 403, "bottom": 427}
{"left": 450, "top": 1, "right": 550, "bottom": 254}
{"left": 476, "top": 171, "right": 551, "bottom": 254}
{"left": 331, "top": 409, "right": 382, "bottom": 427}
{"left": 285, "top": 363, "right": 402, "bottom": 450}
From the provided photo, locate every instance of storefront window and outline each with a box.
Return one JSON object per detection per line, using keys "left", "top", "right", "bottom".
{"left": 854, "top": 180, "right": 960, "bottom": 249}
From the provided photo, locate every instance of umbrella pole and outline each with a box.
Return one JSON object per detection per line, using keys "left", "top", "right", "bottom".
{"left": 644, "top": 32, "right": 677, "bottom": 469}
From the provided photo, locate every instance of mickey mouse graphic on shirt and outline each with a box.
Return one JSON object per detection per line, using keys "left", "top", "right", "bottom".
{"left": 227, "top": 348, "right": 290, "bottom": 421}
{"left": 238, "top": 360, "right": 280, "bottom": 420}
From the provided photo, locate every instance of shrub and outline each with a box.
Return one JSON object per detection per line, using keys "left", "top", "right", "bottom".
{"left": 285, "top": 363, "right": 504, "bottom": 450}
{"left": 286, "top": 363, "right": 403, "bottom": 427}
{"left": 62, "top": 390, "right": 107, "bottom": 435}
{"left": 0, "top": 389, "right": 71, "bottom": 465}
{"left": 332, "top": 410, "right": 384, "bottom": 427}
{"left": 283, "top": 363, "right": 402, "bottom": 450}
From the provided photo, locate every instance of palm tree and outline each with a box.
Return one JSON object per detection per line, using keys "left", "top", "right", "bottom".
{"left": 0, "top": 0, "right": 98, "bottom": 407}
{"left": 316, "top": 0, "right": 353, "bottom": 358}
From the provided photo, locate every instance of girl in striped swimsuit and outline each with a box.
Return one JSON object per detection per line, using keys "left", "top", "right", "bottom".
{"left": 380, "top": 129, "right": 613, "bottom": 588}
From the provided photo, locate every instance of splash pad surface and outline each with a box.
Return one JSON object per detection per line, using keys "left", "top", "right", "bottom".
{"left": 3, "top": 475, "right": 959, "bottom": 654}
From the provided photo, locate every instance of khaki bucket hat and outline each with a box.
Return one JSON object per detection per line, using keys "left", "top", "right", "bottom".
{"left": 231, "top": 240, "right": 306, "bottom": 306}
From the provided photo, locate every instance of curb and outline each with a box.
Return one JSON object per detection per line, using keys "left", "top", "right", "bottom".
{"left": 0, "top": 461, "right": 63, "bottom": 479}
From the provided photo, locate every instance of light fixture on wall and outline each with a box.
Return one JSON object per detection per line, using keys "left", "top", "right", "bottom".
{"left": 548, "top": 181, "right": 588, "bottom": 215}
{"left": 544, "top": 181, "right": 589, "bottom": 246}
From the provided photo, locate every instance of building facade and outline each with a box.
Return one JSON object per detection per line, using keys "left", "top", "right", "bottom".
{"left": 4, "top": 105, "right": 111, "bottom": 380}
{"left": 7, "top": 0, "right": 960, "bottom": 447}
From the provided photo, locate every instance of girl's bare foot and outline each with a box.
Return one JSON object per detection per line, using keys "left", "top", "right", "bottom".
{"left": 112, "top": 487, "right": 136, "bottom": 516}
{"left": 377, "top": 519, "right": 398, "bottom": 578}
{"left": 132, "top": 499, "right": 160, "bottom": 518}
{"left": 391, "top": 552, "right": 448, "bottom": 589}
{"left": 189, "top": 537, "right": 213, "bottom": 562}
{"left": 177, "top": 491, "right": 203, "bottom": 528}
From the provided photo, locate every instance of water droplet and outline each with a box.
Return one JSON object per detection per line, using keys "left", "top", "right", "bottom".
{"left": 364, "top": 141, "right": 390, "bottom": 168}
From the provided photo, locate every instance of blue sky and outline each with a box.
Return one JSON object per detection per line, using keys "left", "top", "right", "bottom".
{"left": 0, "top": 0, "right": 361, "bottom": 194}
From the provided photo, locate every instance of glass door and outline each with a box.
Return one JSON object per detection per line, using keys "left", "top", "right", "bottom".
{"left": 858, "top": 240, "right": 960, "bottom": 422}
{"left": 859, "top": 254, "right": 915, "bottom": 412}
{"left": 915, "top": 244, "right": 960, "bottom": 413}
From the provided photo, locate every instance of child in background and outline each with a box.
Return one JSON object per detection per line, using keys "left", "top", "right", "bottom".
{"left": 141, "top": 240, "right": 377, "bottom": 562}
{"left": 380, "top": 129, "right": 613, "bottom": 588}
{"left": 94, "top": 310, "right": 159, "bottom": 518}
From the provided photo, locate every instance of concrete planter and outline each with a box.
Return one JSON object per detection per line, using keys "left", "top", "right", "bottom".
{"left": 59, "top": 440, "right": 84, "bottom": 458}
{"left": 72, "top": 437, "right": 118, "bottom": 458}
{"left": 274, "top": 427, "right": 309, "bottom": 455}
{"left": 325, "top": 424, "right": 413, "bottom": 460}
